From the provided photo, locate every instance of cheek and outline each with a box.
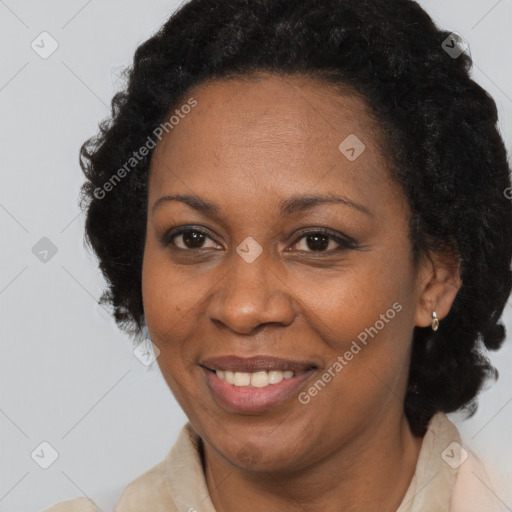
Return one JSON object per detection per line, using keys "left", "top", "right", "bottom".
{"left": 303, "top": 246, "right": 415, "bottom": 349}
{"left": 141, "top": 236, "right": 208, "bottom": 342}
{"left": 142, "top": 250, "right": 188, "bottom": 392}
{"left": 142, "top": 246, "right": 204, "bottom": 412}
{"left": 301, "top": 247, "right": 416, "bottom": 403}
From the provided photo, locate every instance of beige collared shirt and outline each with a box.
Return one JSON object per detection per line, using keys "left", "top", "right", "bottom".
{"left": 45, "top": 413, "right": 508, "bottom": 512}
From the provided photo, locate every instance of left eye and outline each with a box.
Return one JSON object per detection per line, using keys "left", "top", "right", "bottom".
{"left": 288, "top": 231, "right": 351, "bottom": 253}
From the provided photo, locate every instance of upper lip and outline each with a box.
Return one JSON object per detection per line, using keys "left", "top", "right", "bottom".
{"left": 200, "top": 355, "right": 318, "bottom": 373}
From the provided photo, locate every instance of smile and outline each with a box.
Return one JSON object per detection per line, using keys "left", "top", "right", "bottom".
{"left": 214, "top": 368, "right": 307, "bottom": 387}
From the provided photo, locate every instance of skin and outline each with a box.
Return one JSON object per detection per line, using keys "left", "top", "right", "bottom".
{"left": 141, "top": 73, "right": 461, "bottom": 512}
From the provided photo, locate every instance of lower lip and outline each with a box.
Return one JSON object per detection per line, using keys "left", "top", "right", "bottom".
{"left": 202, "top": 367, "right": 316, "bottom": 413}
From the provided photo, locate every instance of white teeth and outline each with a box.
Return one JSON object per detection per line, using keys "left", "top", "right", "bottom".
{"left": 233, "top": 372, "right": 251, "bottom": 386}
{"left": 215, "top": 369, "right": 297, "bottom": 387}
{"left": 268, "top": 370, "right": 283, "bottom": 384}
{"left": 251, "top": 371, "right": 269, "bottom": 387}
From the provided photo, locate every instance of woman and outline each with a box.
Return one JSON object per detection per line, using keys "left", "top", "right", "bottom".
{"left": 46, "top": 0, "right": 512, "bottom": 510}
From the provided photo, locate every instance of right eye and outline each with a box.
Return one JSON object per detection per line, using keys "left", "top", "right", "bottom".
{"left": 162, "top": 227, "right": 222, "bottom": 250}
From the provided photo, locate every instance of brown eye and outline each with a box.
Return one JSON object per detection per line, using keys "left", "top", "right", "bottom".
{"left": 297, "top": 233, "right": 331, "bottom": 251}
{"left": 163, "top": 227, "right": 221, "bottom": 250}
{"left": 288, "top": 229, "right": 355, "bottom": 253}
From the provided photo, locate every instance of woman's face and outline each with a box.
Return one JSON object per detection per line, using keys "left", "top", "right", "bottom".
{"left": 142, "top": 74, "right": 431, "bottom": 472}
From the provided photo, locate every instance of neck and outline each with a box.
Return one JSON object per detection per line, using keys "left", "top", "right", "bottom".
{"left": 204, "top": 412, "right": 424, "bottom": 512}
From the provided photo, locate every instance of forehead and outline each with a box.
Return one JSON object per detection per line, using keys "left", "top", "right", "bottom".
{"left": 148, "top": 74, "right": 399, "bottom": 218}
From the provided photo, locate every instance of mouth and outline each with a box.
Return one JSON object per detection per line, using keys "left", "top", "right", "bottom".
{"left": 200, "top": 355, "right": 319, "bottom": 413}
{"left": 201, "top": 367, "right": 313, "bottom": 387}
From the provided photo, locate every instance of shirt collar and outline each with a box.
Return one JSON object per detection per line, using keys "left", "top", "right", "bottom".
{"left": 116, "top": 412, "right": 461, "bottom": 511}
{"left": 397, "top": 412, "right": 461, "bottom": 512}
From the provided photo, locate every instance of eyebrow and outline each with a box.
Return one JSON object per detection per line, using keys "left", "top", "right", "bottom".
{"left": 152, "top": 192, "right": 373, "bottom": 217}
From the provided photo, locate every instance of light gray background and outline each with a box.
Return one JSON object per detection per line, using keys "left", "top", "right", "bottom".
{"left": 0, "top": 1, "right": 511, "bottom": 511}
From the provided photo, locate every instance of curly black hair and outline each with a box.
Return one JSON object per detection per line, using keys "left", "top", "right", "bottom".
{"left": 79, "top": 0, "right": 512, "bottom": 436}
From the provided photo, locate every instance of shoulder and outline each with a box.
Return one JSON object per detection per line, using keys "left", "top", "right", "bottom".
{"left": 43, "top": 424, "right": 195, "bottom": 512}
{"left": 398, "top": 412, "right": 507, "bottom": 512}
{"left": 43, "top": 497, "right": 100, "bottom": 512}
{"left": 43, "top": 457, "right": 176, "bottom": 512}
{"left": 113, "top": 455, "right": 173, "bottom": 511}
{"left": 422, "top": 413, "right": 509, "bottom": 512}
{"left": 114, "top": 421, "right": 209, "bottom": 512}
{"left": 449, "top": 444, "right": 510, "bottom": 512}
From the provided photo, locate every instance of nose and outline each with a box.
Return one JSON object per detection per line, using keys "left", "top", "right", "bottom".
{"left": 206, "top": 248, "right": 296, "bottom": 335}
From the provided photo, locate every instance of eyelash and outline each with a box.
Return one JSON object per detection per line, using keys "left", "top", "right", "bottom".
{"left": 160, "top": 225, "right": 357, "bottom": 254}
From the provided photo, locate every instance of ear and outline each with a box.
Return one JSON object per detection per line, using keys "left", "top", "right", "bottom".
{"left": 414, "top": 250, "right": 462, "bottom": 328}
